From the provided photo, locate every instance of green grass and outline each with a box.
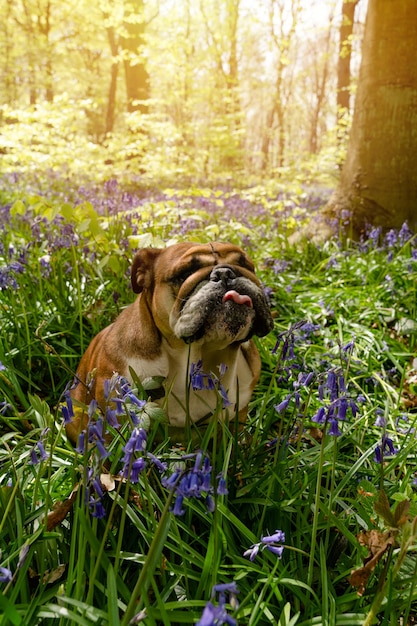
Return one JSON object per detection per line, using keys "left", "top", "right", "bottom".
{"left": 1, "top": 186, "right": 417, "bottom": 625}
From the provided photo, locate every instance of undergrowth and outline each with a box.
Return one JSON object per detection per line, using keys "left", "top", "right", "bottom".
{"left": 1, "top": 184, "right": 417, "bottom": 625}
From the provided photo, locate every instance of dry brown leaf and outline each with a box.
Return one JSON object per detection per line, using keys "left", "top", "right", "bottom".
{"left": 46, "top": 485, "right": 79, "bottom": 531}
{"left": 349, "top": 529, "right": 396, "bottom": 596}
{"left": 100, "top": 473, "right": 116, "bottom": 492}
{"left": 43, "top": 564, "right": 66, "bottom": 585}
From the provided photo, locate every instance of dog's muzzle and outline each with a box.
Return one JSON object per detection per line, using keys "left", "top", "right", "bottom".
{"left": 171, "top": 264, "right": 273, "bottom": 344}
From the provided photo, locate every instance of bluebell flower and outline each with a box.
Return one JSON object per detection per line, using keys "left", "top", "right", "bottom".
{"left": 90, "top": 497, "right": 106, "bottom": 519}
{"left": 75, "top": 431, "right": 86, "bottom": 454}
{"left": 28, "top": 431, "right": 49, "bottom": 465}
{"left": 274, "top": 394, "right": 292, "bottom": 414}
{"left": 243, "top": 543, "right": 260, "bottom": 561}
{"left": 190, "top": 361, "right": 230, "bottom": 407}
{"left": 105, "top": 407, "right": 120, "bottom": 429}
{"left": 190, "top": 360, "right": 207, "bottom": 391}
{"left": 129, "top": 609, "right": 147, "bottom": 624}
{"left": 82, "top": 467, "right": 108, "bottom": 518}
{"left": 217, "top": 475, "right": 228, "bottom": 495}
{"left": 196, "top": 582, "right": 239, "bottom": 626}
{"left": 172, "top": 494, "right": 185, "bottom": 516}
{"left": 0, "top": 567, "right": 12, "bottom": 583}
{"left": 374, "top": 434, "right": 398, "bottom": 463}
{"left": 374, "top": 410, "right": 386, "bottom": 428}
{"left": 121, "top": 457, "right": 147, "bottom": 483}
{"left": 328, "top": 419, "right": 342, "bottom": 437}
{"left": 206, "top": 494, "right": 215, "bottom": 513}
{"left": 88, "top": 419, "right": 109, "bottom": 460}
{"left": 162, "top": 451, "right": 225, "bottom": 516}
{"left": 244, "top": 529, "right": 285, "bottom": 562}
{"left": 61, "top": 391, "right": 74, "bottom": 425}
{"left": 312, "top": 407, "right": 326, "bottom": 424}
{"left": 146, "top": 452, "right": 168, "bottom": 473}
{"left": 261, "top": 530, "right": 285, "bottom": 544}
{"left": 120, "top": 427, "right": 148, "bottom": 481}
{"left": 398, "top": 221, "right": 413, "bottom": 245}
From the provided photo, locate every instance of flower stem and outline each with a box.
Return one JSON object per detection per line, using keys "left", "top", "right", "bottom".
{"left": 120, "top": 488, "right": 175, "bottom": 626}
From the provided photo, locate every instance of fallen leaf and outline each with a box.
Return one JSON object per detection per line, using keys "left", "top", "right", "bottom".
{"left": 349, "top": 529, "right": 396, "bottom": 596}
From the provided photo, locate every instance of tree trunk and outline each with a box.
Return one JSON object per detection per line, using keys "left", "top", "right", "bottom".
{"left": 337, "top": 0, "right": 359, "bottom": 116}
{"left": 121, "top": 0, "right": 150, "bottom": 114}
{"left": 309, "top": 21, "right": 332, "bottom": 155}
{"left": 105, "top": 25, "right": 119, "bottom": 134}
{"left": 296, "top": 0, "right": 417, "bottom": 242}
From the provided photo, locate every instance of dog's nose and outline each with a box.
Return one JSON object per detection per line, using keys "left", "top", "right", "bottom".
{"left": 210, "top": 266, "right": 236, "bottom": 285}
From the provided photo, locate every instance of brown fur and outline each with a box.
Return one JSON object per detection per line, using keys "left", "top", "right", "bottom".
{"left": 66, "top": 242, "right": 273, "bottom": 443}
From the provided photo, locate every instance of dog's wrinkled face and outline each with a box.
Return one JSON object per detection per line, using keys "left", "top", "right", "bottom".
{"left": 131, "top": 242, "right": 274, "bottom": 347}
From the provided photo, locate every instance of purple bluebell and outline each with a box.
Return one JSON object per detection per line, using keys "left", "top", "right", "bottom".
{"left": 162, "top": 451, "right": 225, "bottom": 516}
{"left": 244, "top": 529, "right": 285, "bottom": 562}
{"left": 121, "top": 457, "right": 147, "bottom": 483}
{"left": 274, "top": 394, "right": 292, "bottom": 414}
{"left": 90, "top": 497, "right": 106, "bottom": 519}
{"left": 190, "top": 361, "right": 230, "bottom": 407}
{"left": 61, "top": 391, "right": 74, "bottom": 425}
{"left": 0, "top": 567, "right": 12, "bottom": 583}
{"left": 196, "top": 582, "right": 239, "bottom": 626}
{"left": 374, "top": 434, "right": 398, "bottom": 463}
{"left": 28, "top": 430, "right": 49, "bottom": 465}
{"left": 88, "top": 420, "right": 109, "bottom": 460}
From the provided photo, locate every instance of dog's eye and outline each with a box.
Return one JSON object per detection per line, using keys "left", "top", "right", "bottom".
{"left": 170, "top": 267, "right": 194, "bottom": 285}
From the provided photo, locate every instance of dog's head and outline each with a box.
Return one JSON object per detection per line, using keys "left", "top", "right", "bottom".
{"left": 131, "top": 242, "right": 274, "bottom": 347}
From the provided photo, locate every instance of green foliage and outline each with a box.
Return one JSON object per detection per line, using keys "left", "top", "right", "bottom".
{"left": 1, "top": 185, "right": 417, "bottom": 624}
{"left": 0, "top": 0, "right": 355, "bottom": 184}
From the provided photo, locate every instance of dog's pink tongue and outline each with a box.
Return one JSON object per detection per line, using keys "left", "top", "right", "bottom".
{"left": 222, "top": 290, "right": 253, "bottom": 308}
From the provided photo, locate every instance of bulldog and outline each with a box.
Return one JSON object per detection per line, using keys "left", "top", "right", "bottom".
{"left": 66, "top": 242, "right": 274, "bottom": 442}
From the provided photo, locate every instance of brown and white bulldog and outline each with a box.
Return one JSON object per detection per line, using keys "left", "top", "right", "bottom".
{"left": 66, "top": 241, "right": 274, "bottom": 442}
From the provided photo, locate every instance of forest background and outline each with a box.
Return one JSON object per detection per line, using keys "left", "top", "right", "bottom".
{"left": 0, "top": 0, "right": 366, "bottom": 188}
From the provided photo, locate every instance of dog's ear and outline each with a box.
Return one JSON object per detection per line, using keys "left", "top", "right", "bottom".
{"left": 131, "top": 248, "right": 162, "bottom": 294}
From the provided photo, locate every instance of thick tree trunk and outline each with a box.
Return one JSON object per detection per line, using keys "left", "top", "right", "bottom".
{"left": 295, "top": 0, "right": 417, "bottom": 243}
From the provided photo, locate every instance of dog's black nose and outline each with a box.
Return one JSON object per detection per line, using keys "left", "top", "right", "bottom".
{"left": 210, "top": 266, "right": 236, "bottom": 284}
